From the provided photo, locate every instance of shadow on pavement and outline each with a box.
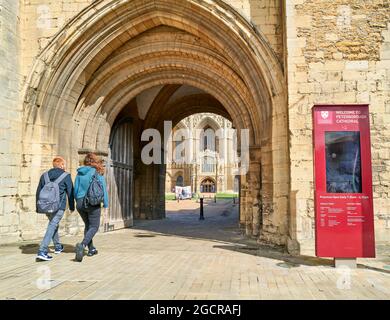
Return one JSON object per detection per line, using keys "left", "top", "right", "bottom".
{"left": 132, "top": 199, "right": 336, "bottom": 269}
{"left": 19, "top": 243, "right": 76, "bottom": 255}
{"left": 356, "top": 264, "right": 390, "bottom": 274}
{"left": 211, "top": 244, "right": 335, "bottom": 267}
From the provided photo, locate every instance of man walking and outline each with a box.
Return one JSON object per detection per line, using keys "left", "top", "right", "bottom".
{"left": 36, "top": 157, "right": 75, "bottom": 261}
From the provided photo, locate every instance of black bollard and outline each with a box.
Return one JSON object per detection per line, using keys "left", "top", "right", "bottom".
{"left": 199, "top": 197, "right": 205, "bottom": 220}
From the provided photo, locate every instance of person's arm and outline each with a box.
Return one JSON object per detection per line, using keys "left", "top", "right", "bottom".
{"left": 74, "top": 175, "right": 79, "bottom": 200}
{"left": 101, "top": 176, "right": 109, "bottom": 208}
{"left": 65, "top": 174, "right": 75, "bottom": 211}
{"left": 35, "top": 175, "right": 44, "bottom": 212}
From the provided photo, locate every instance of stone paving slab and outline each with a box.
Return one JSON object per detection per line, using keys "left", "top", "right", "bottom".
{"left": 0, "top": 200, "right": 389, "bottom": 300}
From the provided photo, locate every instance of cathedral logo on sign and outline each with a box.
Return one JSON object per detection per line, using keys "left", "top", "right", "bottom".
{"left": 318, "top": 110, "right": 333, "bottom": 124}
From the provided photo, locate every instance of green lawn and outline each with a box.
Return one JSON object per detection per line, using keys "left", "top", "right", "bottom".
{"left": 165, "top": 193, "right": 176, "bottom": 201}
{"left": 215, "top": 193, "right": 239, "bottom": 199}
{"left": 165, "top": 193, "right": 198, "bottom": 200}
{"left": 165, "top": 192, "right": 238, "bottom": 201}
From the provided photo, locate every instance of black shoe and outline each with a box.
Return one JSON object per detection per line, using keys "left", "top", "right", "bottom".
{"left": 75, "top": 243, "right": 85, "bottom": 262}
{"left": 87, "top": 248, "right": 98, "bottom": 257}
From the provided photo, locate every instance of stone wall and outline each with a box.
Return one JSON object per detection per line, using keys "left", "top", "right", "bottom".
{"left": 20, "top": 0, "right": 94, "bottom": 78}
{"left": 286, "top": 0, "right": 390, "bottom": 254}
{"left": 228, "top": 0, "right": 284, "bottom": 61}
{"left": 0, "top": 0, "right": 22, "bottom": 243}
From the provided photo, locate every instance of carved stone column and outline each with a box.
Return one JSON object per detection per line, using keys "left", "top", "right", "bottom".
{"left": 247, "top": 146, "right": 262, "bottom": 238}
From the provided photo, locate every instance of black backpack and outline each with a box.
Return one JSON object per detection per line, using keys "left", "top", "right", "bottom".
{"left": 83, "top": 173, "right": 104, "bottom": 209}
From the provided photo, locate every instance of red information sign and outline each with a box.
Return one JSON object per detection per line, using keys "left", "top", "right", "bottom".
{"left": 313, "top": 105, "right": 375, "bottom": 258}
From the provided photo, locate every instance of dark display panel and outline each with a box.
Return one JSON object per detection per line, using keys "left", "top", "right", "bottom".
{"left": 325, "top": 131, "right": 362, "bottom": 193}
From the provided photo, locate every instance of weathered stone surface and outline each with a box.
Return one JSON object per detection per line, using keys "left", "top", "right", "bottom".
{"left": 296, "top": 1, "right": 390, "bottom": 62}
{"left": 286, "top": 0, "right": 390, "bottom": 255}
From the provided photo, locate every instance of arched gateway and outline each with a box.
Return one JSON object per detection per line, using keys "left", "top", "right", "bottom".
{"left": 22, "top": 0, "right": 291, "bottom": 247}
{"left": 201, "top": 178, "right": 216, "bottom": 193}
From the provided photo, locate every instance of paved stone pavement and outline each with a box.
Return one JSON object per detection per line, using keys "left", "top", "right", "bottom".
{"left": 0, "top": 199, "right": 389, "bottom": 300}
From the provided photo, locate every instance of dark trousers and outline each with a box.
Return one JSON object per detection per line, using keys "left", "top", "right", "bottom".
{"left": 76, "top": 199, "right": 101, "bottom": 250}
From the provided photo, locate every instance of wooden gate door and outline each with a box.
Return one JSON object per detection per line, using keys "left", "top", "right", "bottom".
{"left": 105, "top": 118, "right": 134, "bottom": 231}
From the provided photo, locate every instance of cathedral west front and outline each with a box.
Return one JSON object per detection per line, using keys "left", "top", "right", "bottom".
{"left": 165, "top": 113, "right": 240, "bottom": 195}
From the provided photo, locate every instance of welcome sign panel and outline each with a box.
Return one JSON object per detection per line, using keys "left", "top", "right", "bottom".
{"left": 312, "top": 105, "right": 375, "bottom": 258}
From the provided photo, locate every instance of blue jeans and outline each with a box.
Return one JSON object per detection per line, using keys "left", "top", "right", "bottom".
{"left": 38, "top": 210, "right": 65, "bottom": 254}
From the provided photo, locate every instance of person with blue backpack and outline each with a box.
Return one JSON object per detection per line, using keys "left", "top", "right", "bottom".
{"left": 36, "top": 157, "right": 75, "bottom": 261}
{"left": 74, "top": 153, "right": 108, "bottom": 262}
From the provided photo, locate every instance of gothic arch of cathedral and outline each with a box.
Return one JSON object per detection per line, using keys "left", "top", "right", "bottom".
{"left": 17, "top": 0, "right": 291, "bottom": 249}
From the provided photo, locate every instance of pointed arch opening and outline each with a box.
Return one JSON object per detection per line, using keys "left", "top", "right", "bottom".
{"left": 21, "top": 0, "right": 290, "bottom": 247}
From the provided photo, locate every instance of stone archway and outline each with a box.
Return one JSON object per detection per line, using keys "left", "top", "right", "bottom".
{"left": 175, "top": 174, "right": 184, "bottom": 188}
{"left": 22, "top": 0, "right": 290, "bottom": 247}
{"left": 201, "top": 178, "right": 216, "bottom": 193}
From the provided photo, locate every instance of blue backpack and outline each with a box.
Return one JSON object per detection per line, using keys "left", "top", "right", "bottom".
{"left": 82, "top": 173, "right": 104, "bottom": 209}
{"left": 37, "top": 172, "right": 69, "bottom": 214}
